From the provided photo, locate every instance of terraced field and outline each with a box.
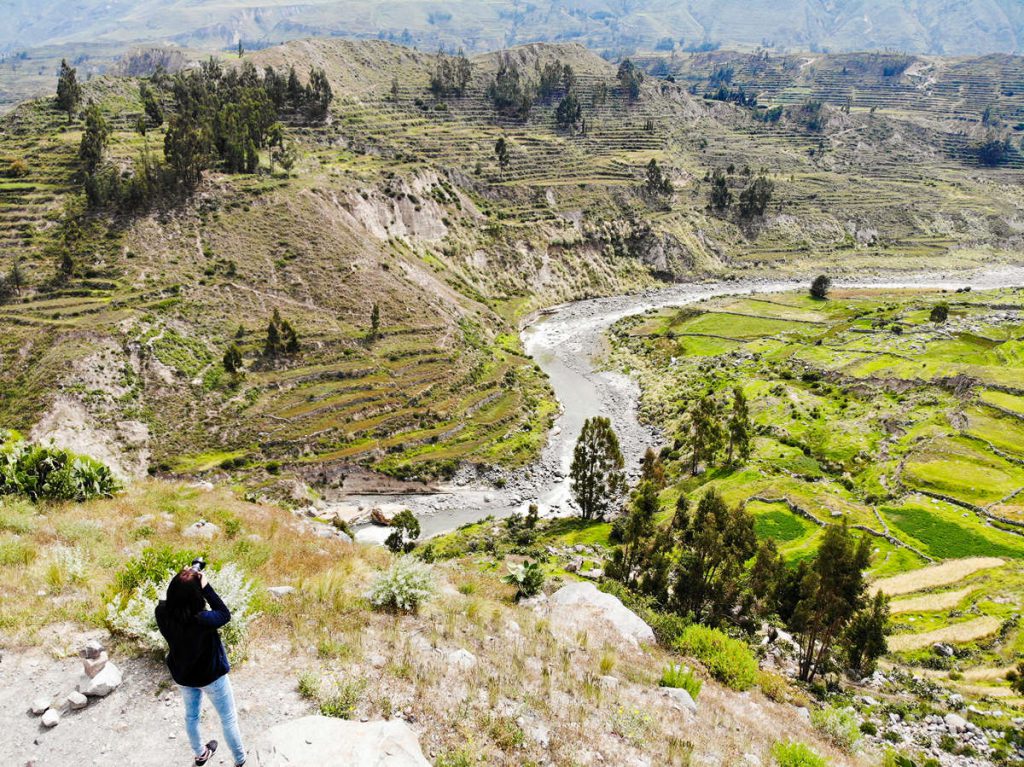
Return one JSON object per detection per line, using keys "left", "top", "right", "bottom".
{"left": 611, "top": 286, "right": 1024, "bottom": 697}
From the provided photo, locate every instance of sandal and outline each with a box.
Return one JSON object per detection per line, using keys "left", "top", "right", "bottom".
{"left": 195, "top": 740, "right": 218, "bottom": 766}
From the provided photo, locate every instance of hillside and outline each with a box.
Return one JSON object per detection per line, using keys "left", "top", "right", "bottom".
{"left": 0, "top": 39, "right": 1022, "bottom": 499}
{"left": 3, "top": 0, "right": 1024, "bottom": 110}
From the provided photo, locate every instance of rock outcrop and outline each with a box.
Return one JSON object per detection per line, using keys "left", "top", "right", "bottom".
{"left": 542, "top": 582, "right": 655, "bottom": 647}
{"left": 254, "top": 716, "right": 431, "bottom": 766}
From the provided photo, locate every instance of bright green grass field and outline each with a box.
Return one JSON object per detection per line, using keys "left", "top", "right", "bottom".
{"left": 882, "top": 498, "right": 1024, "bottom": 561}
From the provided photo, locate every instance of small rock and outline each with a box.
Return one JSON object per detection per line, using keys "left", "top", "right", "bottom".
{"left": 932, "top": 642, "right": 955, "bottom": 657}
{"left": 41, "top": 709, "right": 60, "bottom": 728}
{"left": 80, "top": 639, "right": 105, "bottom": 660}
{"left": 664, "top": 688, "right": 697, "bottom": 714}
{"left": 598, "top": 675, "right": 619, "bottom": 689}
{"left": 183, "top": 520, "right": 220, "bottom": 539}
{"left": 68, "top": 691, "right": 88, "bottom": 710}
{"left": 30, "top": 696, "right": 50, "bottom": 716}
{"left": 796, "top": 707, "right": 810, "bottom": 721}
{"left": 267, "top": 586, "right": 296, "bottom": 598}
{"left": 83, "top": 651, "right": 109, "bottom": 678}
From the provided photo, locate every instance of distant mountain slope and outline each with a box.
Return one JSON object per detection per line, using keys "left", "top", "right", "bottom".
{"left": 1, "top": 0, "right": 1022, "bottom": 57}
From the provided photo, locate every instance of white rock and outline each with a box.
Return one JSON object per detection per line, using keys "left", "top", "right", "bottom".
{"left": 42, "top": 708, "right": 61, "bottom": 727}
{"left": 254, "top": 716, "right": 431, "bottom": 766}
{"left": 663, "top": 687, "right": 697, "bottom": 714}
{"left": 945, "top": 713, "right": 969, "bottom": 733}
{"left": 267, "top": 586, "right": 296, "bottom": 598}
{"left": 545, "top": 582, "right": 655, "bottom": 647}
{"left": 30, "top": 696, "right": 51, "bottom": 715}
{"left": 68, "top": 691, "right": 88, "bottom": 710}
{"left": 78, "top": 661, "right": 123, "bottom": 697}
{"left": 183, "top": 520, "right": 220, "bottom": 539}
{"left": 446, "top": 648, "right": 477, "bottom": 671}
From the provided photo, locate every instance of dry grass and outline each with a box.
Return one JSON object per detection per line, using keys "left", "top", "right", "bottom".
{"left": 888, "top": 616, "right": 1002, "bottom": 651}
{"left": 0, "top": 479, "right": 873, "bottom": 766}
{"left": 871, "top": 557, "right": 1005, "bottom": 597}
{"left": 888, "top": 587, "right": 974, "bottom": 614}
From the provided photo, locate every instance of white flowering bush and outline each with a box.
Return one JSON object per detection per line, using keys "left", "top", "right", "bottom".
{"left": 46, "top": 544, "right": 86, "bottom": 591}
{"left": 106, "top": 560, "right": 259, "bottom": 663}
{"left": 368, "top": 555, "right": 435, "bottom": 612}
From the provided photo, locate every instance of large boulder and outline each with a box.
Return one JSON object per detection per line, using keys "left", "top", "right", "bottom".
{"left": 254, "top": 716, "right": 431, "bottom": 767}
{"left": 544, "top": 582, "right": 655, "bottom": 647}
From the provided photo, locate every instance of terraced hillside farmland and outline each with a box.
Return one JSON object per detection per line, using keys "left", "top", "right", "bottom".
{"left": 610, "top": 286, "right": 1024, "bottom": 697}
{"left": 0, "top": 40, "right": 1021, "bottom": 499}
{"left": 639, "top": 50, "right": 1024, "bottom": 167}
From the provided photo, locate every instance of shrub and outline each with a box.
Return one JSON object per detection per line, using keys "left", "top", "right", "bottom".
{"left": 46, "top": 544, "right": 86, "bottom": 591}
{"left": 771, "top": 740, "right": 829, "bottom": 767}
{"left": 674, "top": 625, "right": 758, "bottom": 690}
{"left": 297, "top": 670, "right": 320, "bottom": 700}
{"left": 860, "top": 721, "right": 878, "bottom": 736}
{"left": 758, "top": 670, "right": 794, "bottom": 704}
{"left": 502, "top": 559, "right": 544, "bottom": 600}
{"left": 810, "top": 705, "right": 861, "bottom": 752}
{"left": 368, "top": 555, "right": 435, "bottom": 612}
{"left": 611, "top": 705, "right": 653, "bottom": 747}
{"left": 0, "top": 430, "right": 120, "bottom": 501}
{"left": 106, "top": 552, "right": 257, "bottom": 662}
{"left": 318, "top": 678, "right": 366, "bottom": 719}
{"left": 660, "top": 664, "right": 702, "bottom": 699}
{"left": 0, "top": 534, "right": 35, "bottom": 566}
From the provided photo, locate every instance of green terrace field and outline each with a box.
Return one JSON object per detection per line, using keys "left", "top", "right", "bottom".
{"left": 610, "top": 286, "right": 1024, "bottom": 698}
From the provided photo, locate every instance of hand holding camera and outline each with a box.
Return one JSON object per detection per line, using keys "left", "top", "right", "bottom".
{"left": 190, "top": 557, "right": 209, "bottom": 589}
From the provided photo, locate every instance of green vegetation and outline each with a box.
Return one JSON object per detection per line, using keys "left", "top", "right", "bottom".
{"left": 771, "top": 740, "right": 830, "bottom": 767}
{"left": 611, "top": 286, "right": 1024, "bottom": 692}
{"left": 659, "top": 663, "right": 702, "bottom": 699}
{"left": 0, "top": 429, "right": 120, "bottom": 502}
{"left": 570, "top": 416, "right": 626, "bottom": 521}
{"left": 674, "top": 625, "right": 758, "bottom": 691}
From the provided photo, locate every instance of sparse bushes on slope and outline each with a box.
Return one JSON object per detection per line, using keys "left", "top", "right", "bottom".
{"left": 502, "top": 559, "right": 544, "bottom": 600}
{"left": 674, "top": 624, "right": 758, "bottom": 690}
{"left": 659, "top": 663, "right": 702, "bottom": 699}
{"left": 810, "top": 704, "right": 861, "bottom": 751}
{"left": 368, "top": 555, "right": 435, "bottom": 612}
{"left": 772, "top": 740, "right": 830, "bottom": 767}
{"left": 0, "top": 430, "right": 120, "bottom": 502}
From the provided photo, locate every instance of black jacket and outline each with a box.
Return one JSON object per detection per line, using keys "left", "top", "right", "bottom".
{"left": 155, "top": 584, "right": 231, "bottom": 688}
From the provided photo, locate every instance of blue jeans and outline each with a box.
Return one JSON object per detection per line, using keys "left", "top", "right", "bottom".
{"left": 180, "top": 674, "right": 245, "bottom": 765}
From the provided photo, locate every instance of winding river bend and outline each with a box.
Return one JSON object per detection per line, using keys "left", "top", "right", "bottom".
{"left": 354, "top": 267, "right": 1024, "bottom": 542}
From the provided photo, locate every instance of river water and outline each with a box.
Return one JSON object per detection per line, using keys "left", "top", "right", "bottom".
{"left": 355, "top": 267, "right": 1024, "bottom": 542}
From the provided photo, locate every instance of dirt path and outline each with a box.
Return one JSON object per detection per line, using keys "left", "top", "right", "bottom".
{"left": 352, "top": 266, "right": 1024, "bottom": 540}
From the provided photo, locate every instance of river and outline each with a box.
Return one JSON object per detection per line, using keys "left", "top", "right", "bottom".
{"left": 354, "top": 267, "right": 1024, "bottom": 542}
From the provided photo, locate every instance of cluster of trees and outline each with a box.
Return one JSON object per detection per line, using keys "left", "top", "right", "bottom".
{"left": 976, "top": 134, "right": 1013, "bottom": 166}
{"left": 707, "top": 167, "right": 775, "bottom": 218}
{"left": 72, "top": 58, "right": 326, "bottom": 210}
{"left": 704, "top": 86, "right": 758, "bottom": 107}
{"left": 264, "top": 308, "right": 300, "bottom": 357}
{"left": 430, "top": 49, "right": 472, "bottom": 98}
{"left": 609, "top": 482, "right": 889, "bottom": 681}
{"left": 617, "top": 59, "right": 644, "bottom": 101}
{"left": 643, "top": 159, "right": 673, "bottom": 198}
{"left": 678, "top": 387, "right": 752, "bottom": 474}
{"left": 487, "top": 56, "right": 535, "bottom": 119}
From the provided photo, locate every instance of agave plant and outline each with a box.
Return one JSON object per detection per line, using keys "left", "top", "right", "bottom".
{"left": 503, "top": 560, "right": 544, "bottom": 601}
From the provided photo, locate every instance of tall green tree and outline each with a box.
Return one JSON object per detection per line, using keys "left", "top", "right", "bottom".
{"left": 223, "top": 344, "right": 244, "bottom": 374}
{"left": 555, "top": 91, "right": 582, "bottom": 132}
{"left": 640, "top": 446, "right": 666, "bottom": 489}
{"left": 494, "top": 137, "right": 510, "bottom": 178}
{"left": 78, "top": 103, "right": 109, "bottom": 174}
{"left": 738, "top": 173, "right": 774, "bottom": 218}
{"left": 844, "top": 591, "right": 890, "bottom": 676}
{"left": 264, "top": 308, "right": 300, "bottom": 357}
{"left": 607, "top": 480, "right": 661, "bottom": 589}
{"left": 644, "top": 159, "right": 673, "bottom": 197}
{"left": 687, "top": 396, "right": 723, "bottom": 473}
{"left": 56, "top": 59, "right": 81, "bottom": 119}
{"left": 788, "top": 521, "right": 871, "bottom": 682}
{"left": 672, "top": 488, "right": 757, "bottom": 623}
{"left": 726, "top": 386, "right": 752, "bottom": 465}
{"left": 810, "top": 274, "right": 832, "bottom": 300}
{"left": 570, "top": 416, "right": 626, "bottom": 520}
{"left": 709, "top": 168, "right": 732, "bottom": 212}
{"left": 164, "top": 114, "right": 211, "bottom": 186}
{"left": 617, "top": 59, "right": 644, "bottom": 101}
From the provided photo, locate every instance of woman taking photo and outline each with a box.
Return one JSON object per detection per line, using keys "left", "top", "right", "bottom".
{"left": 156, "top": 564, "right": 246, "bottom": 767}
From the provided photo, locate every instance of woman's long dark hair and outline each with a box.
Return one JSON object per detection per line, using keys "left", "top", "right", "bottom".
{"left": 164, "top": 568, "right": 205, "bottom": 631}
